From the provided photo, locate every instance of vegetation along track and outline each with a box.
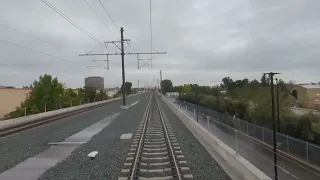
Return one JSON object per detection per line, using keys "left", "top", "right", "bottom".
{"left": 118, "top": 94, "right": 193, "bottom": 180}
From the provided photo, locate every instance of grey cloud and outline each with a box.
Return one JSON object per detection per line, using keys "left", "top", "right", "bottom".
{"left": 1, "top": 0, "right": 319, "bottom": 88}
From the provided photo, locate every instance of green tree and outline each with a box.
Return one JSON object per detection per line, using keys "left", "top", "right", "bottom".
{"left": 96, "top": 89, "right": 109, "bottom": 101}
{"left": 83, "top": 86, "right": 96, "bottom": 103}
{"left": 60, "top": 88, "right": 79, "bottom": 107}
{"left": 260, "top": 74, "right": 270, "bottom": 86}
{"left": 182, "top": 84, "right": 192, "bottom": 94}
{"left": 222, "top": 77, "right": 234, "bottom": 90}
{"left": 160, "top": 79, "right": 173, "bottom": 94}
{"left": 6, "top": 74, "right": 64, "bottom": 118}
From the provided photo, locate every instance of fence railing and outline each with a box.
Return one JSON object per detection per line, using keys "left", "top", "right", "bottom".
{"left": 175, "top": 99, "right": 320, "bottom": 167}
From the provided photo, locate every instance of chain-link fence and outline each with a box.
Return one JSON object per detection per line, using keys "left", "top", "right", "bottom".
{"left": 176, "top": 99, "right": 320, "bottom": 167}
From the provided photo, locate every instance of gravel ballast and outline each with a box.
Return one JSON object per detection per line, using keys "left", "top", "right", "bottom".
{"left": 38, "top": 93, "right": 151, "bottom": 180}
{"left": 0, "top": 94, "right": 145, "bottom": 174}
{"left": 158, "top": 96, "right": 231, "bottom": 180}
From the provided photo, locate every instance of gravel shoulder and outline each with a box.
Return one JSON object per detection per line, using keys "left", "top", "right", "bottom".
{"left": 0, "top": 94, "right": 145, "bottom": 174}
{"left": 38, "top": 93, "right": 151, "bottom": 180}
{"left": 158, "top": 96, "right": 231, "bottom": 180}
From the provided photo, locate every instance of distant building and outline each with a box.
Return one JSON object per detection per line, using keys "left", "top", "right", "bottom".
{"left": 290, "top": 84, "right": 320, "bottom": 109}
{"left": 0, "top": 88, "right": 31, "bottom": 118}
{"left": 85, "top": 76, "right": 104, "bottom": 90}
{"left": 297, "top": 85, "right": 320, "bottom": 105}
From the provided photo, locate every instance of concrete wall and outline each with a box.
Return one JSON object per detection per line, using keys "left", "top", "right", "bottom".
{"left": 0, "top": 88, "right": 31, "bottom": 118}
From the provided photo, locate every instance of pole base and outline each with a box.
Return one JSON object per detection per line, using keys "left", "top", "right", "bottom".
{"left": 120, "top": 105, "right": 129, "bottom": 110}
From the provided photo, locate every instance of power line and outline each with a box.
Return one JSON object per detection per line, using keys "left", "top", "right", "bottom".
{"left": 0, "top": 40, "right": 90, "bottom": 68}
{"left": 126, "top": 29, "right": 159, "bottom": 53}
{"left": 41, "top": 0, "right": 104, "bottom": 47}
{"left": 99, "top": 0, "right": 119, "bottom": 31}
{"left": 80, "top": 27, "right": 167, "bottom": 106}
{"left": 126, "top": 41, "right": 136, "bottom": 52}
{"left": 149, "top": 0, "right": 153, "bottom": 67}
{"left": 0, "top": 61, "right": 12, "bottom": 68}
{"left": 83, "top": 0, "right": 116, "bottom": 36}
{"left": 98, "top": 0, "right": 154, "bottom": 54}
{"left": 0, "top": 23, "right": 60, "bottom": 49}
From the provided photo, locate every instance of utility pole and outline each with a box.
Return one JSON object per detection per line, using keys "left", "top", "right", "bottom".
{"left": 160, "top": 70, "right": 163, "bottom": 94}
{"left": 79, "top": 27, "right": 166, "bottom": 107}
{"left": 196, "top": 85, "right": 199, "bottom": 122}
{"left": 276, "top": 78, "right": 280, "bottom": 133}
{"left": 264, "top": 72, "right": 280, "bottom": 180}
{"left": 216, "top": 85, "right": 219, "bottom": 103}
{"left": 120, "top": 27, "right": 126, "bottom": 106}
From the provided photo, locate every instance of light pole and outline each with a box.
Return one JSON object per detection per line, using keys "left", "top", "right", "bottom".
{"left": 276, "top": 78, "right": 280, "bottom": 132}
{"left": 120, "top": 27, "right": 126, "bottom": 106}
{"left": 195, "top": 85, "right": 199, "bottom": 122}
{"left": 264, "top": 72, "right": 280, "bottom": 180}
{"left": 159, "top": 70, "right": 163, "bottom": 94}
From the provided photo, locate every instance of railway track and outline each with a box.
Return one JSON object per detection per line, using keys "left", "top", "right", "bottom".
{"left": 118, "top": 94, "right": 193, "bottom": 180}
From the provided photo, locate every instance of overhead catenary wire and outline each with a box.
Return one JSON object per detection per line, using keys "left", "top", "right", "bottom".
{"left": 0, "top": 40, "right": 90, "bottom": 69}
{"left": 126, "top": 41, "right": 136, "bottom": 52}
{"left": 125, "top": 25, "right": 159, "bottom": 53}
{"left": 83, "top": 0, "right": 116, "bottom": 36}
{"left": 99, "top": 0, "right": 120, "bottom": 31}
{"left": 149, "top": 0, "right": 153, "bottom": 67}
{"left": 0, "top": 23, "right": 60, "bottom": 49}
{"left": 0, "top": 61, "right": 13, "bottom": 68}
{"left": 98, "top": 0, "right": 136, "bottom": 53}
{"left": 41, "top": 0, "right": 104, "bottom": 47}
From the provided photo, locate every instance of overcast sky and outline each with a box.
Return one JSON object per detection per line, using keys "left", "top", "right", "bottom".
{"left": 1, "top": 0, "right": 320, "bottom": 88}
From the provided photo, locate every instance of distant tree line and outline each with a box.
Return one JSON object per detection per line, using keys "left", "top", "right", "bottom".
{"left": 5, "top": 74, "right": 133, "bottom": 119}
{"left": 161, "top": 75, "right": 320, "bottom": 144}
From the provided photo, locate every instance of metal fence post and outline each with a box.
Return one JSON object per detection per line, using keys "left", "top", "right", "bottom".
{"left": 207, "top": 116, "right": 209, "bottom": 128}
{"left": 60, "top": 103, "right": 61, "bottom": 109}
{"left": 193, "top": 109, "right": 195, "bottom": 116}
{"left": 80, "top": 100, "right": 82, "bottom": 105}
{"left": 24, "top": 107, "right": 27, "bottom": 116}
{"left": 233, "top": 116, "right": 235, "bottom": 129}
{"left": 287, "top": 135, "right": 289, "bottom": 153}
{"left": 45, "top": 105, "right": 47, "bottom": 112}
{"left": 235, "top": 130, "right": 238, "bottom": 155}
{"left": 306, "top": 142, "right": 309, "bottom": 162}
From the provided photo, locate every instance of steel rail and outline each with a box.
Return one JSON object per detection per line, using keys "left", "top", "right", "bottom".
{"left": 129, "top": 96, "right": 152, "bottom": 180}
{"left": 156, "top": 95, "right": 182, "bottom": 180}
